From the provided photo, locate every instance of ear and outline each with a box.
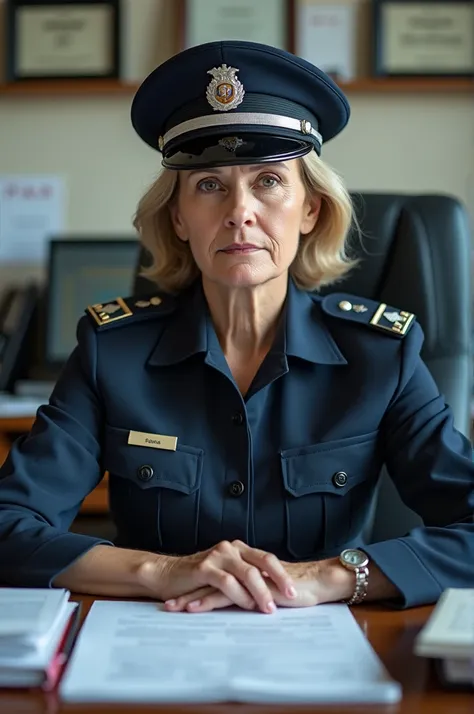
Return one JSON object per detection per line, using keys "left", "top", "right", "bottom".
{"left": 168, "top": 201, "right": 188, "bottom": 242}
{"left": 300, "top": 195, "right": 321, "bottom": 236}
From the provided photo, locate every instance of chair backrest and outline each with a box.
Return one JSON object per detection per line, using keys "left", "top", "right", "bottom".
{"left": 323, "top": 193, "right": 473, "bottom": 541}
{"left": 133, "top": 192, "right": 473, "bottom": 541}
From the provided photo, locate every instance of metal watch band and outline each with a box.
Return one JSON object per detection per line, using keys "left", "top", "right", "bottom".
{"left": 346, "top": 566, "right": 369, "bottom": 605}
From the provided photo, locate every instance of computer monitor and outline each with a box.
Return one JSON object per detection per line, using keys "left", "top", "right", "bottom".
{"left": 44, "top": 238, "right": 140, "bottom": 368}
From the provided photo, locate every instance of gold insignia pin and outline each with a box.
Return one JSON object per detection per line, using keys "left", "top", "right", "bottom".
{"left": 370, "top": 303, "right": 415, "bottom": 335}
{"left": 206, "top": 64, "right": 245, "bottom": 112}
{"left": 338, "top": 300, "right": 368, "bottom": 314}
{"left": 338, "top": 300, "right": 353, "bottom": 312}
{"left": 87, "top": 297, "right": 133, "bottom": 327}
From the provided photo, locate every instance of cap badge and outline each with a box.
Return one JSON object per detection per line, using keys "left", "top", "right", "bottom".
{"left": 206, "top": 64, "right": 245, "bottom": 112}
{"left": 218, "top": 136, "right": 244, "bottom": 152}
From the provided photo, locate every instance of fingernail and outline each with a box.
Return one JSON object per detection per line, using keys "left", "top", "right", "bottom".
{"left": 266, "top": 601, "right": 276, "bottom": 613}
{"left": 165, "top": 599, "right": 176, "bottom": 606}
{"left": 188, "top": 600, "right": 201, "bottom": 609}
{"left": 287, "top": 586, "right": 297, "bottom": 598}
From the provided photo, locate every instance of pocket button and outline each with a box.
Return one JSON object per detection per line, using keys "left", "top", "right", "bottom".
{"left": 332, "top": 471, "right": 348, "bottom": 488}
{"left": 137, "top": 465, "right": 154, "bottom": 482}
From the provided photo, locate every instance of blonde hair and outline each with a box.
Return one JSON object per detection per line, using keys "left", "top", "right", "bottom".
{"left": 133, "top": 150, "right": 358, "bottom": 293}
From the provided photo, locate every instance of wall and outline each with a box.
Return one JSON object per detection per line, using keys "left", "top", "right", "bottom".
{"left": 0, "top": 0, "right": 473, "bottom": 291}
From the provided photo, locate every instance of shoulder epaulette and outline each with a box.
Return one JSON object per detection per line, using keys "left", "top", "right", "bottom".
{"left": 86, "top": 293, "right": 177, "bottom": 331}
{"left": 321, "top": 293, "right": 416, "bottom": 338}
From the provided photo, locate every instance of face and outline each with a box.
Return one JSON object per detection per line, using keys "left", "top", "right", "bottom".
{"left": 169, "top": 159, "right": 320, "bottom": 289}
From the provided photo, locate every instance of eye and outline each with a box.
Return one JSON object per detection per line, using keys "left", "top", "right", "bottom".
{"left": 259, "top": 175, "right": 280, "bottom": 188}
{"left": 197, "top": 178, "right": 220, "bottom": 192}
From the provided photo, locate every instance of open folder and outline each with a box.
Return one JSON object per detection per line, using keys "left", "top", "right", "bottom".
{"left": 60, "top": 600, "right": 402, "bottom": 704}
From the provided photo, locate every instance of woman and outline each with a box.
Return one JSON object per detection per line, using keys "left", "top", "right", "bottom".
{"left": 0, "top": 41, "right": 472, "bottom": 615}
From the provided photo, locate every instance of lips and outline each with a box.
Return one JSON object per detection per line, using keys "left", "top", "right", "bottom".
{"left": 220, "top": 244, "right": 261, "bottom": 253}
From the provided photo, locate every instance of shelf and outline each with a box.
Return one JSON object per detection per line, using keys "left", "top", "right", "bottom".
{"left": 338, "top": 77, "right": 474, "bottom": 93}
{"left": 0, "top": 77, "right": 473, "bottom": 97}
{"left": 0, "top": 78, "right": 137, "bottom": 96}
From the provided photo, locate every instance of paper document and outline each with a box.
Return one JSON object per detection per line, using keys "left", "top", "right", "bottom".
{"left": 0, "top": 602, "right": 77, "bottom": 688}
{"left": 415, "top": 588, "right": 474, "bottom": 659}
{"left": 0, "top": 588, "right": 70, "bottom": 641}
{"left": 0, "top": 175, "right": 65, "bottom": 263}
{"left": 61, "top": 601, "right": 401, "bottom": 704}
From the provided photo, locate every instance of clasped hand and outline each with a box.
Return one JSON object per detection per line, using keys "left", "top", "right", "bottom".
{"left": 137, "top": 540, "right": 348, "bottom": 614}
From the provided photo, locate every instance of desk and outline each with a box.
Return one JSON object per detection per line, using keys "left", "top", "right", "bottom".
{"left": 0, "top": 597, "right": 472, "bottom": 714}
{"left": 0, "top": 417, "right": 109, "bottom": 514}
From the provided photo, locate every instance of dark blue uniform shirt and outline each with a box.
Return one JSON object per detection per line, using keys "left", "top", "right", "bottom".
{"left": 0, "top": 279, "right": 473, "bottom": 607}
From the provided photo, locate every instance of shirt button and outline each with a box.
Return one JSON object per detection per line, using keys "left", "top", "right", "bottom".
{"left": 228, "top": 481, "right": 245, "bottom": 497}
{"left": 232, "top": 411, "right": 244, "bottom": 426}
{"left": 137, "top": 465, "right": 154, "bottom": 482}
{"left": 333, "top": 471, "right": 348, "bottom": 488}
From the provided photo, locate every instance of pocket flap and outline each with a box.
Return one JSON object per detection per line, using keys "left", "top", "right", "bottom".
{"left": 281, "top": 431, "right": 380, "bottom": 497}
{"left": 104, "top": 425, "right": 203, "bottom": 494}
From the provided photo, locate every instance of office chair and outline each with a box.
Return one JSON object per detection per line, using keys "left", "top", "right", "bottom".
{"left": 133, "top": 192, "right": 473, "bottom": 543}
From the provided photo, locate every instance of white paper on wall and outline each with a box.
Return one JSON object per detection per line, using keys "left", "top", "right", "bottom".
{"left": 0, "top": 175, "right": 66, "bottom": 264}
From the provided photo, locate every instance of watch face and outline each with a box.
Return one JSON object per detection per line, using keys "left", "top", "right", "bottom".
{"left": 341, "top": 549, "right": 368, "bottom": 567}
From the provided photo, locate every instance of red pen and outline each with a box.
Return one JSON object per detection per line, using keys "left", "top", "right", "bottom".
{"left": 42, "top": 603, "right": 82, "bottom": 692}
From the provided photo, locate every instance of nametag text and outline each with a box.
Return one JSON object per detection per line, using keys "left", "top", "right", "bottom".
{"left": 128, "top": 430, "right": 178, "bottom": 451}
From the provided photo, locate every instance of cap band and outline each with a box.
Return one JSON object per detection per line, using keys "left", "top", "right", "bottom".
{"left": 162, "top": 112, "right": 323, "bottom": 150}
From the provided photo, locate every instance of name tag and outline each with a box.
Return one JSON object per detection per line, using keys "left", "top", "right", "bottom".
{"left": 128, "top": 430, "right": 178, "bottom": 451}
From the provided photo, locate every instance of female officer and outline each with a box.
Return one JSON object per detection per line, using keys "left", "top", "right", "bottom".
{"left": 0, "top": 41, "right": 472, "bottom": 615}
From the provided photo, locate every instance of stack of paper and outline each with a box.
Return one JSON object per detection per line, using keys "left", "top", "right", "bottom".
{"left": 415, "top": 588, "right": 474, "bottom": 686}
{"left": 0, "top": 589, "right": 79, "bottom": 689}
{"left": 61, "top": 601, "right": 402, "bottom": 704}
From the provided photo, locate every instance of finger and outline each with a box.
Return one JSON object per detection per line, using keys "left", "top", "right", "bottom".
{"left": 234, "top": 541, "right": 296, "bottom": 599}
{"left": 164, "top": 586, "right": 214, "bottom": 611}
{"left": 186, "top": 590, "right": 245, "bottom": 613}
{"left": 204, "top": 566, "right": 259, "bottom": 611}
{"left": 224, "top": 559, "right": 277, "bottom": 614}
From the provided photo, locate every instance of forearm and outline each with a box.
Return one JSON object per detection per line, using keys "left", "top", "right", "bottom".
{"left": 52, "top": 544, "right": 169, "bottom": 598}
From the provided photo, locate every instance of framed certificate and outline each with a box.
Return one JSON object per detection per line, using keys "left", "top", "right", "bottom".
{"left": 292, "top": 1, "right": 358, "bottom": 81}
{"left": 178, "top": 0, "right": 291, "bottom": 51}
{"left": 373, "top": 0, "right": 474, "bottom": 77}
{"left": 6, "top": 0, "right": 121, "bottom": 81}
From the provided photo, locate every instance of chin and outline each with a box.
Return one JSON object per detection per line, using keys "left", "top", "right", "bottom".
{"left": 217, "top": 264, "right": 274, "bottom": 288}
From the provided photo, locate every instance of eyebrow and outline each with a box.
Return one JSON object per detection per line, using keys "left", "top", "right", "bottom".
{"left": 186, "top": 162, "right": 290, "bottom": 179}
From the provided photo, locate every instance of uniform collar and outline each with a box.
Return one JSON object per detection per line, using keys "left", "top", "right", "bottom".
{"left": 283, "top": 279, "right": 347, "bottom": 365}
{"left": 147, "top": 277, "right": 347, "bottom": 367}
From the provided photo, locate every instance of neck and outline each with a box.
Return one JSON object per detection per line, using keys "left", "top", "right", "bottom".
{"left": 202, "top": 274, "right": 288, "bottom": 357}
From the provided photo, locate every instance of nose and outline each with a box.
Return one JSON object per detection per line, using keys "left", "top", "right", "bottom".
{"left": 223, "top": 185, "right": 256, "bottom": 229}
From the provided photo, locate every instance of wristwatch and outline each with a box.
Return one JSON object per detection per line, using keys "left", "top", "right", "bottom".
{"left": 339, "top": 548, "right": 370, "bottom": 605}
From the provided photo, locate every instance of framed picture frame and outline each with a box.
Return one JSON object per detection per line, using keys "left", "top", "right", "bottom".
{"left": 373, "top": 0, "right": 474, "bottom": 77}
{"left": 5, "top": 0, "right": 121, "bottom": 81}
{"left": 44, "top": 238, "right": 139, "bottom": 369}
{"left": 291, "top": 0, "right": 358, "bottom": 81}
{"left": 177, "top": 0, "right": 292, "bottom": 52}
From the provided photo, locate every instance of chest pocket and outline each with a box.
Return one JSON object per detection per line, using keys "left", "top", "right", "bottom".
{"left": 104, "top": 425, "right": 203, "bottom": 554}
{"left": 280, "top": 431, "right": 382, "bottom": 559}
